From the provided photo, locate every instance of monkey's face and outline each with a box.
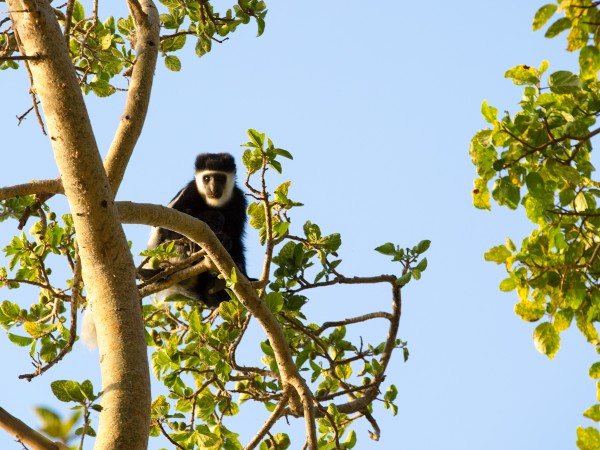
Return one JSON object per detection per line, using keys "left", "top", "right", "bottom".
{"left": 195, "top": 170, "right": 235, "bottom": 207}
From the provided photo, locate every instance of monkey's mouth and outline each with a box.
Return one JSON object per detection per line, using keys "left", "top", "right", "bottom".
{"left": 206, "top": 192, "right": 222, "bottom": 199}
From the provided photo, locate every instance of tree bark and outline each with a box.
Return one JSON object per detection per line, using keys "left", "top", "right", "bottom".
{"left": 7, "top": 2, "right": 151, "bottom": 449}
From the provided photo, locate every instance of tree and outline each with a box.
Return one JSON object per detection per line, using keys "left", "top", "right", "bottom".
{"left": 470, "top": 1, "right": 600, "bottom": 448}
{"left": 0, "top": 1, "right": 425, "bottom": 449}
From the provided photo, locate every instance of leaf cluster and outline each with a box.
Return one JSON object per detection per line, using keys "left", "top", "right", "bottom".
{"left": 0, "top": 131, "right": 423, "bottom": 448}
{"left": 0, "top": 211, "right": 77, "bottom": 364}
{"left": 1, "top": 0, "right": 268, "bottom": 94}
{"left": 158, "top": 0, "right": 268, "bottom": 72}
{"left": 471, "top": 3, "right": 600, "bottom": 448}
{"left": 375, "top": 240, "right": 430, "bottom": 287}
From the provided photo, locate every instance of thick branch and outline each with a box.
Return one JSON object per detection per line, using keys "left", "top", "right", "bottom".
{"left": 103, "top": 0, "right": 159, "bottom": 195}
{"left": 117, "top": 201, "right": 319, "bottom": 448}
{"left": 0, "top": 407, "right": 67, "bottom": 450}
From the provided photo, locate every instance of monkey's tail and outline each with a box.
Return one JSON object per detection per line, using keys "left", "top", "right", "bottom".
{"left": 81, "top": 309, "right": 98, "bottom": 349}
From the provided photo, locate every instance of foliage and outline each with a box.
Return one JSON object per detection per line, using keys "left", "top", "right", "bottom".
{"left": 470, "top": 2, "right": 600, "bottom": 448}
{"left": 0, "top": 0, "right": 267, "bottom": 95}
{"left": 1, "top": 0, "right": 428, "bottom": 446}
{"left": 0, "top": 129, "right": 427, "bottom": 448}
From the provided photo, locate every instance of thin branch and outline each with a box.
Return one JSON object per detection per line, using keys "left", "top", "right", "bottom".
{"left": 19, "top": 247, "right": 82, "bottom": 381}
{"left": 0, "top": 179, "right": 63, "bottom": 201}
{"left": 0, "top": 54, "right": 38, "bottom": 60}
{"left": 138, "top": 258, "right": 213, "bottom": 297}
{"left": 289, "top": 273, "right": 397, "bottom": 294}
{"left": 10, "top": 28, "right": 45, "bottom": 134}
{"left": 316, "top": 312, "right": 393, "bottom": 335}
{"left": 63, "top": 0, "right": 75, "bottom": 46}
{"left": 364, "top": 410, "right": 381, "bottom": 442}
{"left": 153, "top": 420, "right": 184, "bottom": 450}
{"left": 18, "top": 193, "right": 54, "bottom": 230}
{"left": 315, "top": 380, "right": 381, "bottom": 402}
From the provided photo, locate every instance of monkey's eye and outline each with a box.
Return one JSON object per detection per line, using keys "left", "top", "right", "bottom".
{"left": 203, "top": 175, "right": 211, "bottom": 182}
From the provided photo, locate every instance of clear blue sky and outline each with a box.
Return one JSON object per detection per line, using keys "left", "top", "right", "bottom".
{"left": 1, "top": 1, "right": 595, "bottom": 449}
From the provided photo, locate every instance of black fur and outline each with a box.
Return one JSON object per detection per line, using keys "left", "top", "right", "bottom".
{"left": 144, "top": 153, "right": 247, "bottom": 307}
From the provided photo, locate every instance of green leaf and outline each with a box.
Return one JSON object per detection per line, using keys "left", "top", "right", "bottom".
{"left": 396, "top": 272, "right": 411, "bottom": 287}
{"left": 51, "top": 380, "right": 86, "bottom": 403}
{"left": 584, "top": 405, "right": 600, "bottom": 422}
{"left": 484, "top": 245, "right": 511, "bottom": 264}
{"left": 415, "top": 240, "right": 431, "bottom": 254}
{"left": 8, "top": 333, "right": 34, "bottom": 346}
{"left": 334, "top": 363, "right": 352, "bottom": 380}
{"left": 343, "top": 430, "right": 357, "bottom": 448}
{"left": 492, "top": 177, "right": 520, "bottom": 209}
{"left": 580, "top": 46, "right": 600, "bottom": 80}
{"left": 80, "top": 380, "right": 95, "bottom": 400}
{"left": 591, "top": 363, "right": 600, "bottom": 380}
{"left": 384, "top": 384, "right": 398, "bottom": 402}
{"left": 575, "top": 192, "right": 589, "bottom": 212}
{"left": 164, "top": 55, "right": 181, "bottom": 72}
{"left": 264, "top": 292, "right": 283, "bottom": 313}
{"left": 554, "top": 309, "right": 574, "bottom": 332}
{"left": 415, "top": 258, "right": 428, "bottom": 272}
{"left": 375, "top": 243, "right": 396, "bottom": 256}
{"left": 548, "top": 70, "right": 581, "bottom": 94}
{"left": 533, "top": 322, "right": 560, "bottom": 359}
{"left": 256, "top": 16, "right": 266, "bottom": 37}
{"left": 533, "top": 4, "right": 557, "bottom": 31}
{"left": 481, "top": 100, "right": 498, "bottom": 124}
{"left": 514, "top": 299, "right": 545, "bottom": 322}
{"left": 577, "top": 312, "right": 600, "bottom": 345}
{"left": 151, "top": 395, "right": 170, "bottom": 419}
{"left": 89, "top": 80, "right": 116, "bottom": 98}
{"left": 545, "top": 17, "right": 572, "bottom": 38}
{"left": 162, "top": 35, "right": 186, "bottom": 52}
{"left": 525, "top": 172, "right": 546, "bottom": 199}
{"left": 72, "top": 1, "right": 85, "bottom": 22}
{"left": 577, "top": 426, "right": 600, "bottom": 450}
{"left": 246, "top": 129, "right": 265, "bottom": 149}
{"left": 505, "top": 65, "right": 539, "bottom": 86}
{"left": 272, "top": 148, "right": 293, "bottom": 159}
{"left": 473, "top": 177, "right": 491, "bottom": 210}
{"left": 499, "top": 277, "right": 517, "bottom": 292}
{"left": 219, "top": 300, "right": 237, "bottom": 322}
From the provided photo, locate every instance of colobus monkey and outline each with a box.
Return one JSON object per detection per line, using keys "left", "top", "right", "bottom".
{"left": 143, "top": 153, "right": 248, "bottom": 307}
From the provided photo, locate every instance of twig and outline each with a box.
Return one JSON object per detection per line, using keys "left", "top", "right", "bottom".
{"left": 63, "top": 0, "right": 75, "bottom": 46}
{"left": 18, "top": 248, "right": 82, "bottom": 381}
{"left": 316, "top": 311, "right": 394, "bottom": 335}
{"left": 13, "top": 30, "right": 45, "bottom": 134}
{"left": 138, "top": 258, "right": 214, "bottom": 297}
{"left": 0, "top": 54, "right": 38, "bottom": 61}
{"left": 153, "top": 420, "right": 185, "bottom": 450}
{"left": 364, "top": 410, "right": 381, "bottom": 441}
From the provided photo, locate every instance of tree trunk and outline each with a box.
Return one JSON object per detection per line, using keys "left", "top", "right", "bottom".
{"left": 7, "top": 1, "right": 151, "bottom": 449}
